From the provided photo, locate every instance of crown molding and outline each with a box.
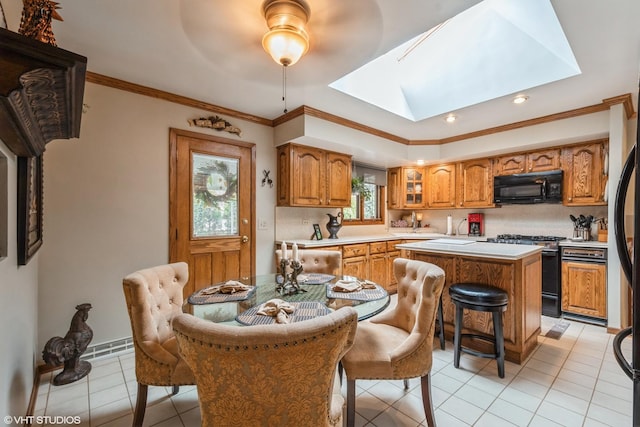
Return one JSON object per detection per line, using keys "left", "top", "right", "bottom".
{"left": 86, "top": 72, "right": 634, "bottom": 146}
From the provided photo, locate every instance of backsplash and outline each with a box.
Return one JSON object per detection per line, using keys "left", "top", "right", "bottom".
{"left": 276, "top": 204, "right": 609, "bottom": 241}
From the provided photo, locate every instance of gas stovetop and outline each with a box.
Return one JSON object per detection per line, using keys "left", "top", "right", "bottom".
{"left": 487, "top": 234, "right": 566, "bottom": 249}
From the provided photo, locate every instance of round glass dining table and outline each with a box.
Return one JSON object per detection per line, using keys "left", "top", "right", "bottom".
{"left": 186, "top": 274, "right": 390, "bottom": 326}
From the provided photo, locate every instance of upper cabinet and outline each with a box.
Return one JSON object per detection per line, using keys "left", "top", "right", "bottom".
{"left": 427, "top": 164, "right": 456, "bottom": 208}
{"left": 494, "top": 148, "right": 561, "bottom": 175}
{"left": 386, "top": 167, "right": 427, "bottom": 209}
{"left": 277, "top": 143, "right": 352, "bottom": 207}
{"left": 562, "top": 141, "right": 608, "bottom": 206}
{"left": 457, "top": 158, "right": 494, "bottom": 208}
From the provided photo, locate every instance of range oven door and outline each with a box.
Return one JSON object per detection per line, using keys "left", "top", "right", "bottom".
{"left": 541, "top": 249, "right": 561, "bottom": 317}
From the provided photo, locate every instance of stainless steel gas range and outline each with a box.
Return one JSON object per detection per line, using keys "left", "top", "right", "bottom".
{"left": 487, "top": 234, "right": 566, "bottom": 317}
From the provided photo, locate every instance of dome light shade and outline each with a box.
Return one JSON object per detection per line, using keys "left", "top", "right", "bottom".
{"left": 262, "top": 0, "right": 310, "bottom": 67}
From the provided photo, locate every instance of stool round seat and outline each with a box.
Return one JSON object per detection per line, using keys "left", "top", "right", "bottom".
{"left": 449, "top": 282, "right": 509, "bottom": 378}
{"left": 449, "top": 283, "right": 508, "bottom": 308}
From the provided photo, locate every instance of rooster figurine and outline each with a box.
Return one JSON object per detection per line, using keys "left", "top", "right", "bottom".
{"left": 18, "top": 0, "right": 63, "bottom": 46}
{"left": 42, "top": 303, "right": 93, "bottom": 385}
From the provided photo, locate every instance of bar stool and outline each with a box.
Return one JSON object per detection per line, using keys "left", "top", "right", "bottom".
{"left": 449, "top": 283, "right": 508, "bottom": 378}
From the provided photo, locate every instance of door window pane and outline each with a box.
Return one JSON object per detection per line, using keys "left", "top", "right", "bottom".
{"left": 192, "top": 153, "right": 238, "bottom": 237}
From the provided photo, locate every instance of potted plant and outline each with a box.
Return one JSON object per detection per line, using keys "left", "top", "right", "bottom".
{"left": 351, "top": 176, "right": 372, "bottom": 200}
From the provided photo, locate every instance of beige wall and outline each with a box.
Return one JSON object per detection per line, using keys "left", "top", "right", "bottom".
{"left": 0, "top": 142, "right": 39, "bottom": 420}
{"left": 38, "top": 83, "right": 276, "bottom": 352}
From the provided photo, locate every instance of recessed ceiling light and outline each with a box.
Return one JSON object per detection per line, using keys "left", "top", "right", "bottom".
{"left": 417, "top": 159, "right": 425, "bottom": 165}
{"left": 445, "top": 114, "right": 457, "bottom": 123}
{"left": 513, "top": 95, "right": 529, "bottom": 104}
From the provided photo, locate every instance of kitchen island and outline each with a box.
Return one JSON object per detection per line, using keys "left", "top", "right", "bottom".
{"left": 397, "top": 239, "right": 542, "bottom": 364}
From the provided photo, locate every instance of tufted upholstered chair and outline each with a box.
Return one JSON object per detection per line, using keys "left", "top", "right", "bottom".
{"left": 275, "top": 249, "right": 342, "bottom": 275}
{"left": 340, "top": 258, "right": 445, "bottom": 427}
{"left": 122, "top": 262, "right": 195, "bottom": 427}
{"left": 173, "top": 306, "right": 358, "bottom": 427}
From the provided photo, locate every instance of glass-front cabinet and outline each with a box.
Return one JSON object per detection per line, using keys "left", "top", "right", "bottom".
{"left": 402, "top": 167, "right": 426, "bottom": 208}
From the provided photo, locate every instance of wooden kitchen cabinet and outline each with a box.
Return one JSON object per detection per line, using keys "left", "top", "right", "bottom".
{"left": 494, "top": 149, "right": 561, "bottom": 175}
{"left": 339, "top": 241, "right": 401, "bottom": 293}
{"left": 562, "top": 141, "right": 607, "bottom": 206}
{"left": 368, "top": 241, "right": 388, "bottom": 288}
{"left": 457, "top": 158, "right": 494, "bottom": 208}
{"left": 427, "top": 163, "right": 456, "bottom": 208}
{"left": 342, "top": 243, "right": 368, "bottom": 279}
{"left": 277, "top": 143, "right": 352, "bottom": 207}
{"left": 561, "top": 260, "right": 607, "bottom": 319}
{"left": 387, "top": 167, "right": 401, "bottom": 209}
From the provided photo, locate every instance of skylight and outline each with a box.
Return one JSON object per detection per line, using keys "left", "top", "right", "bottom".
{"left": 329, "top": 0, "right": 581, "bottom": 122}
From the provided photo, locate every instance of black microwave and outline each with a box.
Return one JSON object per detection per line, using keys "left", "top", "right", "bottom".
{"left": 493, "top": 170, "right": 563, "bottom": 204}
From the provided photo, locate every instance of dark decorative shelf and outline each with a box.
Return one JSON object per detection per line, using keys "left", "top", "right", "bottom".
{"left": 0, "top": 27, "right": 87, "bottom": 157}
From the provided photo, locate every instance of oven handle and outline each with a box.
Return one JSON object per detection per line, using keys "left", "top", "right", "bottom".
{"left": 561, "top": 256, "right": 606, "bottom": 264}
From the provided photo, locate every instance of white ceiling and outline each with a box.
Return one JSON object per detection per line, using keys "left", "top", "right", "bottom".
{"left": 30, "top": 0, "right": 640, "bottom": 141}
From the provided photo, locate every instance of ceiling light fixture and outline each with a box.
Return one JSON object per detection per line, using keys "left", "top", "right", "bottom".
{"left": 445, "top": 114, "right": 457, "bottom": 123}
{"left": 417, "top": 159, "right": 425, "bottom": 166}
{"left": 513, "top": 95, "right": 529, "bottom": 104}
{"left": 261, "top": 0, "right": 310, "bottom": 114}
{"left": 262, "top": 0, "right": 310, "bottom": 67}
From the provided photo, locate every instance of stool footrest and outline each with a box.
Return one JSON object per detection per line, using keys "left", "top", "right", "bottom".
{"left": 459, "top": 333, "right": 500, "bottom": 360}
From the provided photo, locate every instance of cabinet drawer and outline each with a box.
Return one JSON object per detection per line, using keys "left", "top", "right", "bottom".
{"left": 343, "top": 243, "right": 368, "bottom": 258}
{"left": 369, "top": 241, "right": 387, "bottom": 254}
{"left": 386, "top": 240, "right": 402, "bottom": 251}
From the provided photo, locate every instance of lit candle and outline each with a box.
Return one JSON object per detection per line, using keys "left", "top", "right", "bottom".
{"left": 292, "top": 243, "right": 298, "bottom": 261}
{"left": 281, "top": 241, "right": 287, "bottom": 260}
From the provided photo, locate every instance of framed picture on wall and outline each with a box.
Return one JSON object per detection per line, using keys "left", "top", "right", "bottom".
{"left": 17, "top": 155, "right": 43, "bottom": 265}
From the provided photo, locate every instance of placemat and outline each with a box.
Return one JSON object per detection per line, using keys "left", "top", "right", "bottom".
{"left": 276, "top": 273, "right": 335, "bottom": 285}
{"left": 236, "top": 302, "right": 331, "bottom": 325}
{"left": 326, "top": 283, "right": 388, "bottom": 301}
{"left": 188, "top": 285, "right": 256, "bottom": 305}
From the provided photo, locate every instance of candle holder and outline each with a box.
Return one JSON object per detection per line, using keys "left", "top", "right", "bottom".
{"left": 276, "top": 258, "right": 306, "bottom": 295}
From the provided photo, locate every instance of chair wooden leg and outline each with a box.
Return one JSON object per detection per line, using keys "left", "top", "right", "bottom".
{"left": 346, "top": 379, "right": 356, "bottom": 427}
{"left": 338, "top": 362, "right": 343, "bottom": 385}
{"left": 132, "top": 383, "right": 148, "bottom": 427}
{"left": 403, "top": 379, "right": 410, "bottom": 389}
{"left": 437, "top": 298, "right": 445, "bottom": 350}
{"left": 493, "top": 310, "right": 505, "bottom": 378}
{"left": 420, "top": 374, "right": 437, "bottom": 427}
{"left": 171, "top": 385, "right": 179, "bottom": 395}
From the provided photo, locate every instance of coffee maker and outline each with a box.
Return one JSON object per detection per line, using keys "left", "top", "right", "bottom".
{"left": 468, "top": 213, "right": 484, "bottom": 236}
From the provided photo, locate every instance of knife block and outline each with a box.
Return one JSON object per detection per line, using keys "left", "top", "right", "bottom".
{"left": 598, "top": 229, "right": 608, "bottom": 242}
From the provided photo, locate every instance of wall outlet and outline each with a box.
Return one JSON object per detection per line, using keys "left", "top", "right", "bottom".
{"left": 302, "top": 219, "right": 311, "bottom": 225}
{"left": 258, "top": 218, "right": 268, "bottom": 230}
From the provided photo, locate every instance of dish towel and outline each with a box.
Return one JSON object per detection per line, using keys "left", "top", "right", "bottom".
{"left": 257, "top": 298, "right": 295, "bottom": 324}
{"left": 199, "top": 280, "right": 251, "bottom": 295}
{"left": 332, "top": 279, "right": 378, "bottom": 293}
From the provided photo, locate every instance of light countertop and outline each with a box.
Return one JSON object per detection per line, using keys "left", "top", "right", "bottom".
{"left": 559, "top": 240, "right": 609, "bottom": 249}
{"left": 277, "top": 233, "right": 485, "bottom": 248}
{"left": 396, "top": 239, "right": 542, "bottom": 260}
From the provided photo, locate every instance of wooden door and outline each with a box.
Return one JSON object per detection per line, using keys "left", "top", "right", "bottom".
{"left": 527, "top": 149, "right": 561, "bottom": 173}
{"left": 563, "top": 142, "right": 606, "bottom": 206}
{"left": 561, "top": 260, "right": 607, "bottom": 318}
{"left": 427, "top": 164, "right": 456, "bottom": 208}
{"left": 169, "top": 128, "right": 256, "bottom": 298}
{"left": 325, "top": 152, "right": 352, "bottom": 206}
{"left": 458, "top": 158, "right": 493, "bottom": 208}
{"left": 291, "top": 145, "right": 324, "bottom": 206}
{"left": 402, "top": 167, "right": 426, "bottom": 208}
{"left": 494, "top": 154, "right": 526, "bottom": 175}
{"left": 387, "top": 167, "right": 401, "bottom": 209}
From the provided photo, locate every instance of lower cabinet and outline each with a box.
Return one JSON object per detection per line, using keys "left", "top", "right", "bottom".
{"left": 340, "top": 240, "right": 403, "bottom": 294}
{"left": 561, "top": 260, "right": 607, "bottom": 319}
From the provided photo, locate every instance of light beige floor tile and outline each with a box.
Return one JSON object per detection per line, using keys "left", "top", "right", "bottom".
{"left": 487, "top": 398, "right": 533, "bottom": 427}
{"left": 370, "top": 405, "right": 423, "bottom": 426}
{"left": 536, "top": 400, "right": 585, "bottom": 427}
{"left": 498, "top": 386, "right": 542, "bottom": 412}
{"left": 431, "top": 372, "right": 464, "bottom": 394}
{"left": 528, "top": 414, "right": 565, "bottom": 426}
{"left": 550, "top": 377, "right": 594, "bottom": 401}
{"left": 88, "top": 397, "right": 132, "bottom": 427}
{"left": 516, "top": 366, "right": 556, "bottom": 387}
{"left": 594, "top": 378, "right": 632, "bottom": 401}
{"left": 556, "top": 366, "right": 598, "bottom": 389}
{"left": 90, "top": 383, "right": 130, "bottom": 410}
{"left": 591, "top": 390, "right": 633, "bottom": 416}
{"left": 352, "top": 391, "right": 389, "bottom": 422}
{"left": 587, "top": 402, "right": 633, "bottom": 426}
{"left": 178, "top": 406, "right": 201, "bottom": 427}
{"left": 506, "top": 376, "right": 549, "bottom": 399}
{"left": 454, "top": 383, "right": 496, "bottom": 410}
{"left": 582, "top": 416, "right": 614, "bottom": 427}
{"left": 439, "top": 395, "right": 484, "bottom": 425}
{"left": 543, "top": 389, "right": 589, "bottom": 416}
{"left": 140, "top": 399, "right": 178, "bottom": 427}
{"left": 388, "top": 390, "right": 428, "bottom": 423}
{"left": 524, "top": 358, "right": 562, "bottom": 377}
{"left": 433, "top": 408, "right": 471, "bottom": 426}
{"left": 465, "top": 373, "right": 507, "bottom": 396}
{"left": 149, "top": 415, "right": 183, "bottom": 427}
{"left": 474, "top": 411, "right": 518, "bottom": 427}
{"left": 169, "top": 388, "right": 199, "bottom": 414}
{"left": 88, "top": 372, "right": 125, "bottom": 394}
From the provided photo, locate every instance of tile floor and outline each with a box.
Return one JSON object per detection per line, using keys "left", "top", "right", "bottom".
{"left": 34, "top": 314, "right": 634, "bottom": 427}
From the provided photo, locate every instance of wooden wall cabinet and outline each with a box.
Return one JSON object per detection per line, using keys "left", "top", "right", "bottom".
{"left": 277, "top": 143, "right": 352, "bottom": 207}
{"left": 426, "top": 164, "right": 456, "bottom": 208}
{"left": 457, "top": 158, "right": 494, "bottom": 208}
{"left": 561, "top": 260, "right": 607, "bottom": 319}
{"left": 386, "top": 167, "right": 401, "bottom": 209}
{"left": 386, "top": 167, "right": 426, "bottom": 209}
{"left": 562, "top": 141, "right": 608, "bottom": 206}
{"left": 494, "top": 149, "right": 561, "bottom": 175}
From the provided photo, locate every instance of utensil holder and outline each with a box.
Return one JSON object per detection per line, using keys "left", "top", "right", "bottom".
{"left": 573, "top": 227, "right": 591, "bottom": 241}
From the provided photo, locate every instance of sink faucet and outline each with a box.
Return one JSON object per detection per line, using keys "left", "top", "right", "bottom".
{"left": 411, "top": 211, "right": 417, "bottom": 232}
